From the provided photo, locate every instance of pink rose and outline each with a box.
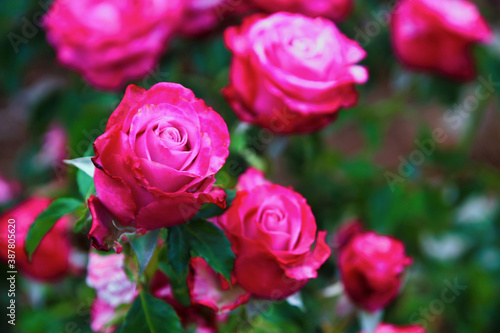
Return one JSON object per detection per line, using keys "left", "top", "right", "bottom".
{"left": 88, "top": 83, "right": 230, "bottom": 250}
{"left": 339, "top": 231, "right": 413, "bottom": 312}
{"left": 0, "top": 197, "right": 72, "bottom": 282}
{"left": 217, "top": 168, "right": 331, "bottom": 299}
{"left": 252, "top": 0, "right": 353, "bottom": 21}
{"left": 223, "top": 13, "right": 368, "bottom": 134}
{"left": 180, "top": 0, "right": 252, "bottom": 36}
{"left": 44, "top": 0, "right": 184, "bottom": 90}
{"left": 86, "top": 252, "right": 137, "bottom": 333}
{"left": 363, "top": 324, "right": 426, "bottom": 333}
{"left": 391, "top": 0, "right": 492, "bottom": 80}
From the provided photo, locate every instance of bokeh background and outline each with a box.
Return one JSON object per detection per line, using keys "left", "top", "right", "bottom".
{"left": 1, "top": 0, "right": 500, "bottom": 332}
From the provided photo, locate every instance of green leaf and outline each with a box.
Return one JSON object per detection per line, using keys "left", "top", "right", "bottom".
{"left": 76, "top": 169, "right": 96, "bottom": 200}
{"left": 119, "top": 291, "right": 182, "bottom": 333}
{"left": 183, "top": 219, "right": 235, "bottom": 282}
{"left": 25, "top": 198, "right": 82, "bottom": 260}
{"left": 130, "top": 229, "right": 161, "bottom": 276}
{"left": 167, "top": 225, "right": 191, "bottom": 280}
{"left": 73, "top": 206, "right": 92, "bottom": 233}
{"left": 64, "top": 156, "right": 95, "bottom": 177}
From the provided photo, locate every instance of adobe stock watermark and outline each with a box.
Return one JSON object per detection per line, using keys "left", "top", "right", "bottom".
{"left": 409, "top": 277, "right": 467, "bottom": 329}
{"left": 6, "top": 0, "right": 71, "bottom": 54}
{"left": 384, "top": 75, "right": 500, "bottom": 191}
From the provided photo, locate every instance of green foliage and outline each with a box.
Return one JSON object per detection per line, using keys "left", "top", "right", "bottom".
{"left": 25, "top": 198, "right": 82, "bottom": 260}
{"left": 119, "top": 291, "right": 182, "bottom": 333}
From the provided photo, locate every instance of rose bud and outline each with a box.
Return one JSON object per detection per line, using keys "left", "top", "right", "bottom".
{"left": 391, "top": 0, "right": 492, "bottom": 80}
{"left": 223, "top": 13, "right": 368, "bottom": 134}
{"left": 362, "top": 323, "right": 426, "bottom": 333}
{"left": 87, "top": 252, "right": 137, "bottom": 333}
{"left": 0, "top": 197, "right": 72, "bottom": 282}
{"left": 35, "top": 123, "right": 68, "bottom": 170}
{"left": 339, "top": 231, "right": 413, "bottom": 312}
{"left": 252, "top": 0, "right": 353, "bottom": 22}
{"left": 88, "top": 83, "right": 230, "bottom": 250}
{"left": 180, "top": 0, "right": 252, "bottom": 36}
{"left": 43, "top": 0, "right": 184, "bottom": 90}
{"left": 216, "top": 167, "right": 331, "bottom": 299}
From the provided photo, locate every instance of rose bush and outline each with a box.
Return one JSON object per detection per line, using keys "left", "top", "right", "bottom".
{"left": 0, "top": 197, "right": 72, "bottom": 282}
{"left": 339, "top": 231, "right": 413, "bottom": 312}
{"left": 223, "top": 12, "right": 368, "bottom": 134}
{"left": 391, "top": 0, "right": 492, "bottom": 80}
{"left": 217, "top": 167, "right": 331, "bottom": 299}
{"left": 252, "top": 0, "right": 353, "bottom": 21}
{"left": 44, "top": 0, "right": 184, "bottom": 90}
{"left": 88, "top": 82, "right": 230, "bottom": 250}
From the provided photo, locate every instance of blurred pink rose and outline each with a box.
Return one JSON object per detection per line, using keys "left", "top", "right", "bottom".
{"left": 35, "top": 123, "right": 68, "bottom": 169}
{"left": 180, "top": 0, "right": 252, "bottom": 36}
{"left": 88, "top": 82, "right": 229, "bottom": 250}
{"left": 0, "top": 197, "right": 72, "bottom": 282}
{"left": 252, "top": 0, "right": 353, "bottom": 21}
{"left": 87, "top": 252, "right": 137, "bottom": 332}
{"left": 217, "top": 167, "right": 331, "bottom": 299}
{"left": 44, "top": 0, "right": 184, "bottom": 90}
{"left": 339, "top": 231, "right": 413, "bottom": 312}
{"left": 223, "top": 13, "right": 368, "bottom": 134}
{"left": 391, "top": 0, "right": 492, "bottom": 80}
{"left": 0, "top": 173, "right": 21, "bottom": 206}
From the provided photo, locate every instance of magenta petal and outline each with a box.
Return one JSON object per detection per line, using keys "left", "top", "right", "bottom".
{"left": 88, "top": 195, "right": 134, "bottom": 252}
{"left": 188, "top": 257, "right": 250, "bottom": 313}
{"left": 282, "top": 231, "right": 331, "bottom": 280}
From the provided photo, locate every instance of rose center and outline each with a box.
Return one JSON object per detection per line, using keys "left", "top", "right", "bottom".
{"left": 258, "top": 207, "right": 287, "bottom": 232}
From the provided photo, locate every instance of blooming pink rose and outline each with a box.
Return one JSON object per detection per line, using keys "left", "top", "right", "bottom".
{"left": 180, "top": 0, "right": 252, "bottom": 36}
{"left": 339, "top": 232, "right": 413, "bottom": 312}
{"left": 223, "top": 13, "right": 368, "bottom": 134}
{"left": 217, "top": 168, "right": 331, "bottom": 299}
{"left": 44, "top": 0, "right": 184, "bottom": 90}
{"left": 88, "top": 83, "right": 230, "bottom": 250}
{"left": 87, "top": 252, "right": 137, "bottom": 333}
{"left": 391, "top": 0, "right": 492, "bottom": 80}
{"left": 0, "top": 197, "right": 72, "bottom": 282}
{"left": 362, "top": 324, "right": 426, "bottom": 333}
{"left": 252, "top": 0, "right": 353, "bottom": 21}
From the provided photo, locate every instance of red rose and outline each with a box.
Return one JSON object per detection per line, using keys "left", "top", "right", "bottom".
{"left": 363, "top": 323, "right": 426, "bottom": 333}
{"left": 391, "top": 0, "right": 492, "bottom": 80}
{"left": 89, "top": 83, "right": 230, "bottom": 250}
{"left": 252, "top": 0, "right": 353, "bottom": 22}
{"left": 339, "top": 231, "right": 412, "bottom": 312}
{"left": 0, "top": 197, "right": 72, "bottom": 282}
{"left": 44, "top": 0, "right": 184, "bottom": 90}
{"left": 223, "top": 13, "right": 368, "bottom": 134}
{"left": 217, "top": 168, "right": 331, "bottom": 299}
